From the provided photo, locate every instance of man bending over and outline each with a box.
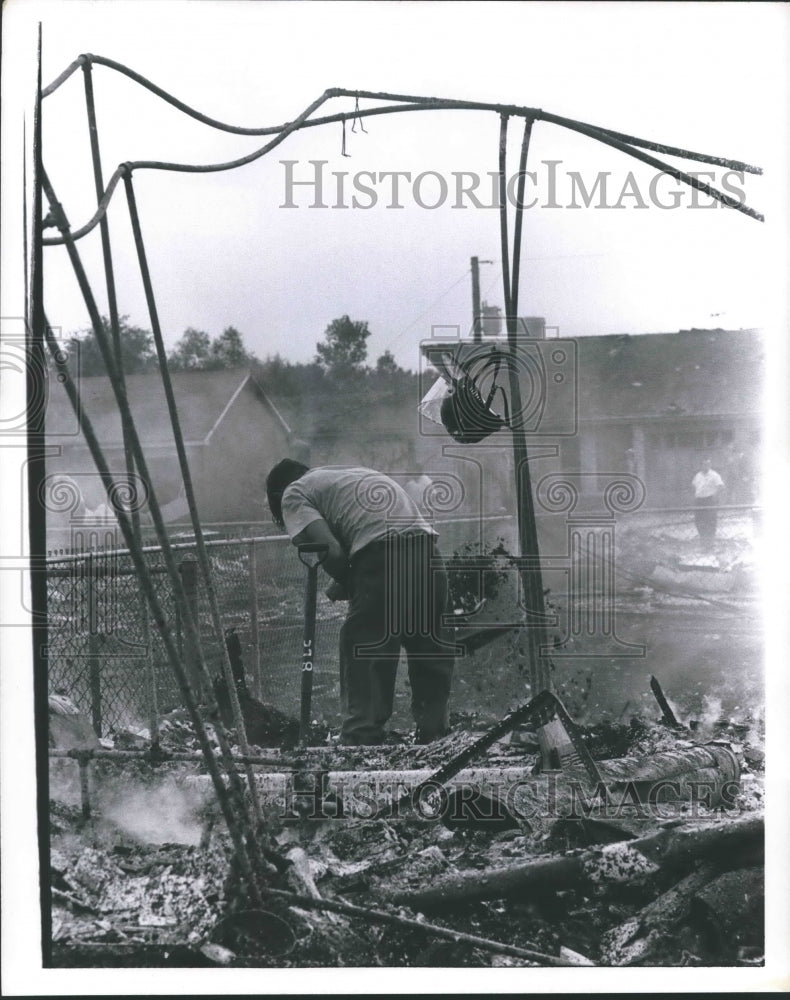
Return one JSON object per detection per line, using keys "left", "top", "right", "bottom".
{"left": 266, "top": 460, "right": 455, "bottom": 746}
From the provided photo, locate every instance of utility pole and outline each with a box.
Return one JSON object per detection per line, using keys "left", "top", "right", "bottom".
{"left": 471, "top": 256, "right": 481, "bottom": 342}
{"left": 470, "top": 257, "right": 493, "bottom": 342}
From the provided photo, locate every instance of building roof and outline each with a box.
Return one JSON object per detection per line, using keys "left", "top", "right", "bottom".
{"left": 574, "top": 328, "right": 764, "bottom": 420}
{"left": 47, "top": 330, "right": 763, "bottom": 453}
{"left": 257, "top": 329, "right": 764, "bottom": 444}
{"left": 261, "top": 368, "right": 420, "bottom": 442}
{"left": 47, "top": 368, "right": 290, "bottom": 448}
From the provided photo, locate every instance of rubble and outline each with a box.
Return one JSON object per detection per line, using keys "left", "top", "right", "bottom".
{"left": 382, "top": 815, "right": 762, "bottom": 907}
{"left": 49, "top": 692, "right": 100, "bottom": 750}
{"left": 691, "top": 867, "right": 765, "bottom": 951}
{"left": 48, "top": 703, "right": 764, "bottom": 968}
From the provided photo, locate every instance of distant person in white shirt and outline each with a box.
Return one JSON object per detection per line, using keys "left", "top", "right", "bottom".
{"left": 692, "top": 458, "right": 725, "bottom": 551}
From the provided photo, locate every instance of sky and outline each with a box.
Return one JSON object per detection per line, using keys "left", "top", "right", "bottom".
{"left": 2, "top": 0, "right": 787, "bottom": 373}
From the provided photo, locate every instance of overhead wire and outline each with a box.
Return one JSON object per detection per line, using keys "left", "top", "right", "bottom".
{"left": 383, "top": 266, "right": 475, "bottom": 351}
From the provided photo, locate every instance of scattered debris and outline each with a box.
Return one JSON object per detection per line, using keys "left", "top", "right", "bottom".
{"left": 48, "top": 672, "right": 764, "bottom": 968}
{"left": 49, "top": 692, "right": 100, "bottom": 750}
{"left": 649, "top": 675, "right": 681, "bottom": 729}
{"left": 691, "top": 867, "right": 764, "bottom": 952}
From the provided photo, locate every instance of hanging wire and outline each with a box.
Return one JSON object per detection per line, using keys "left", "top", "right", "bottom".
{"left": 40, "top": 60, "right": 764, "bottom": 180}
{"left": 351, "top": 94, "right": 368, "bottom": 133}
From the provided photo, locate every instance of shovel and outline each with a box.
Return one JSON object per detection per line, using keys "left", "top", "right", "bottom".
{"left": 297, "top": 542, "right": 328, "bottom": 745}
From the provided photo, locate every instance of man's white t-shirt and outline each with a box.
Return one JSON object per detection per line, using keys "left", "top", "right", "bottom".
{"left": 692, "top": 469, "right": 724, "bottom": 500}
{"left": 281, "top": 466, "right": 436, "bottom": 557}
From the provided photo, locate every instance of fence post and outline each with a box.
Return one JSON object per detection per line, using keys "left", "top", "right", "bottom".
{"left": 249, "top": 539, "right": 262, "bottom": 700}
{"left": 174, "top": 600, "right": 182, "bottom": 660}
{"left": 178, "top": 555, "right": 202, "bottom": 700}
{"left": 87, "top": 552, "right": 103, "bottom": 737}
{"left": 78, "top": 756, "right": 92, "bottom": 821}
{"left": 142, "top": 597, "right": 160, "bottom": 749}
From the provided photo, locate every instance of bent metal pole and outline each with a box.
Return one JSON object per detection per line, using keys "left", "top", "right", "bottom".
{"left": 498, "top": 113, "right": 553, "bottom": 694}
{"left": 41, "top": 324, "right": 266, "bottom": 906}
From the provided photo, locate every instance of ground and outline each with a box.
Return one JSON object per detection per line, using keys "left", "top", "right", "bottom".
{"left": 46, "top": 508, "right": 764, "bottom": 968}
{"left": 48, "top": 706, "right": 764, "bottom": 968}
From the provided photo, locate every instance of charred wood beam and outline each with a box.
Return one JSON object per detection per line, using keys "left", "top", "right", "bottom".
{"left": 169, "top": 741, "right": 741, "bottom": 825}
{"left": 258, "top": 885, "right": 594, "bottom": 966}
{"left": 383, "top": 815, "right": 762, "bottom": 909}
{"left": 650, "top": 675, "right": 681, "bottom": 729}
{"left": 600, "top": 862, "right": 719, "bottom": 965}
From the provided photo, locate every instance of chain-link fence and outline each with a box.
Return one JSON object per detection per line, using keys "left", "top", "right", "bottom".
{"left": 46, "top": 516, "right": 518, "bottom": 735}
{"left": 48, "top": 549, "right": 176, "bottom": 733}
{"left": 48, "top": 506, "right": 757, "bottom": 735}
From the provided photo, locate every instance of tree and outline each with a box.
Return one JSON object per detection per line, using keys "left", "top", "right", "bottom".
{"left": 375, "top": 350, "right": 402, "bottom": 375}
{"left": 315, "top": 315, "right": 371, "bottom": 375}
{"left": 209, "top": 326, "right": 256, "bottom": 369}
{"left": 67, "top": 316, "right": 156, "bottom": 376}
{"left": 167, "top": 328, "right": 212, "bottom": 371}
{"left": 168, "top": 325, "right": 257, "bottom": 371}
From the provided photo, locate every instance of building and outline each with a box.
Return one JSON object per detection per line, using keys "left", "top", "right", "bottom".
{"left": 566, "top": 328, "right": 763, "bottom": 506}
{"left": 44, "top": 368, "right": 292, "bottom": 537}
{"left": 262, "top": 327, "right": 762, "bottom": 513}
{"left": 43, "top": 329, "right": 762, "bottom": 547}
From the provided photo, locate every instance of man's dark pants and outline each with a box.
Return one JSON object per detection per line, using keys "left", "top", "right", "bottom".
{"left": 339, "top": 533, "right": 455, "bottom": 745}
{"left": 694, "top": 497, "right": 718, "bottom": 550}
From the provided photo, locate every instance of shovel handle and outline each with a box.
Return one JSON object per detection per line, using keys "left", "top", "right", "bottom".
{"left": 298, "top": 545, "right": 327, "bottom": 745}
{"left": 297, "top": 543, "right": 329, "bottom": 568}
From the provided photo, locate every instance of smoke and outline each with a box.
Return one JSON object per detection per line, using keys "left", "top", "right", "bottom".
{"left": 49, "top": 759, "right": 84, "bottom": 807}
{"left": 698, "top": 694, "right": 725, "bottom": 728}
{"left": 100, "top": 777, "right": 207, "bottom": 846}
{"left": 49, "top": 760, "right": 211, "bottom": 846}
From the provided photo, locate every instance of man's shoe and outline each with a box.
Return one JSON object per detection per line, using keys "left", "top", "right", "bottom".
{"left": 414, "top": 727, "right": 449, "bottom": 745}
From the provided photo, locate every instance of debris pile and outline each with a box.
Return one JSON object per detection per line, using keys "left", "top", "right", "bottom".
{"left": 49, "top": 686, "right": 764, "bottom": 969}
